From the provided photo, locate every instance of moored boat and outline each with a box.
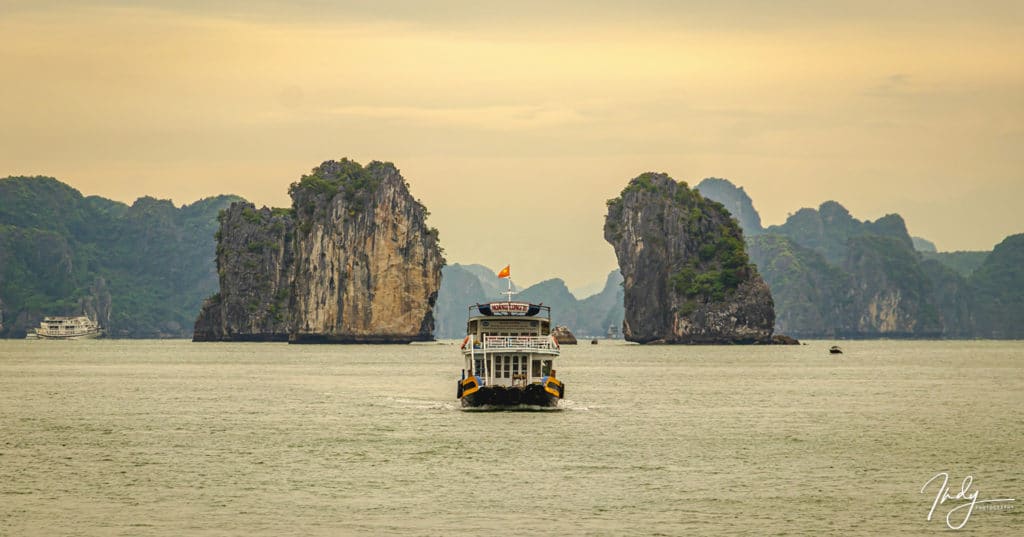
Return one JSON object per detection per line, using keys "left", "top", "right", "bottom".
{"left": 456, "top": 299, "right": 565, "bottom": 409}
{"left": 32, "top": 316, "right": 103, "bottom": 340}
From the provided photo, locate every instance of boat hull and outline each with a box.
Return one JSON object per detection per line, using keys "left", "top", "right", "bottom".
{"left": 35, "top": 331, "right": 102, "bottom": 340}
{"left": 461, "top": 384, "right": 560, "bottom": 409}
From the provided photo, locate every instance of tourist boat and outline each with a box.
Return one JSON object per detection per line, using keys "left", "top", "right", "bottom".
{"left": 31, "top": 316, "right": 103, "bottom": 340}
{"left": 456, "top": 300, "right": 565, "bottom": 409}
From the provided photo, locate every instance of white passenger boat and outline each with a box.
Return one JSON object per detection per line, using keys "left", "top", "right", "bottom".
{"left": 31, "top": 316, "right": 103, "bottom": 340}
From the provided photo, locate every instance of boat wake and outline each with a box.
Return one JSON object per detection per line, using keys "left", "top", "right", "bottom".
{"left": 460, "top": 403, "right": 563, "bottom": 412}
{"left": 557, "top": 399, "right": 591, "bottom": 411}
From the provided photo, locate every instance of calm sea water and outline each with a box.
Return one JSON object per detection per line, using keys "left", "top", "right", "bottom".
{"left": 1, "top": 339, "right": 1020, "bottom": 536}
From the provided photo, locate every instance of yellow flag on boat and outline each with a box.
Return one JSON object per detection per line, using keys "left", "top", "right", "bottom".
{"left": 497, "top": 265, "right": 511, "bottom": 279}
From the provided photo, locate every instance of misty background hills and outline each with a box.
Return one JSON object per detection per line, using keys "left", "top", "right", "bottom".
{"left": 433, "top": 264, "right": 624, "bottom": 339}
{"left": 0, "top": 175, "right": 1020, "bottom": 339}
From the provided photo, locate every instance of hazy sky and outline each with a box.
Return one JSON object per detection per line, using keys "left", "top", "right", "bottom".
{"left": 3, "top": 1, "right": 1022, "bottom": 291}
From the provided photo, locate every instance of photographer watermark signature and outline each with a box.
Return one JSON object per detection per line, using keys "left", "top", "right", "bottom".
{"left": 920, "top": 472, "right": 1015, "bottom": 529}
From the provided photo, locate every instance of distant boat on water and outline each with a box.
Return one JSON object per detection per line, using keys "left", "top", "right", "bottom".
{"left": 29, "top": 316, "right": 103, "bottom": 340}
{"left": 829, "top": 345, "right": 843, "bottom": 354}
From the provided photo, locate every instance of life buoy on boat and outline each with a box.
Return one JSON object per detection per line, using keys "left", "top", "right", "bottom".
{"left": 460, "top": 335, "right": 470, "bottom": 349}
{"left": 460, "top": 376, "right": 480, "bottom": 397}
{"left": 544, "top": 377, "right": 562, "bottom": 397}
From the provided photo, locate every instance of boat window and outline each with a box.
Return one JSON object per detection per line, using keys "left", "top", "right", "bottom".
{"left": 474, "top": 358, "right": 484, "bottom": 377}
{"left": 532, "top": 360, "right": 541, "bottom": 377}
{"left": 542, "top": 360, "right": 552, "bottom": 376}
{"left": 503, "top": 356, "right": 511, "bottom": 378}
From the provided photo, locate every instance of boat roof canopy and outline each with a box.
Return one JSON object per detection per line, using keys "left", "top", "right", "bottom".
{"left": 469, "top": 302, "right": 550, "bottom": 319}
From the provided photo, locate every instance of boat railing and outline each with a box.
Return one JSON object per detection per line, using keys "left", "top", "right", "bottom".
{"left": 480, "top": 335, "right": 560, "bottom": 353}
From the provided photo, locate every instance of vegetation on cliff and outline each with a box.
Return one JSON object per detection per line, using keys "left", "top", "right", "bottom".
{"left": 0, "top": 176, "right": 241, "bottom": 338}
{"left": 970, "top": 234, "right": 1024, "bottom": 338}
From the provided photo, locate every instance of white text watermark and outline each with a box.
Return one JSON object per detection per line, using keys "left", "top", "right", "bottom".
{"left": 920, "top": 472, "right": 1014, "bottom": 529}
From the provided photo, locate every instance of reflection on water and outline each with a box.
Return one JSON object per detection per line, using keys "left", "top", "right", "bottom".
{"left": 1, "top": 339, "right": 1020, "bottom": 536}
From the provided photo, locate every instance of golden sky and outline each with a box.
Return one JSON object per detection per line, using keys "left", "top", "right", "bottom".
{"left": 2, "top": 1, "right": 1022, "bottom": 291}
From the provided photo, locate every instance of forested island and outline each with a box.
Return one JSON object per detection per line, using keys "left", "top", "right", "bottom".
{"left": 0, "top": 176, "right": 239, "bottom": 338}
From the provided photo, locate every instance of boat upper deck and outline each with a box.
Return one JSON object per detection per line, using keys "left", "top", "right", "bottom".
{"left": 463, "top": 301, "right": 557, "bottom": 356}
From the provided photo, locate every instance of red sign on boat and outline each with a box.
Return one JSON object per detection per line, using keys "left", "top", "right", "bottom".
{"left": 488, "top": 302, "right": 531, "bottom": 314}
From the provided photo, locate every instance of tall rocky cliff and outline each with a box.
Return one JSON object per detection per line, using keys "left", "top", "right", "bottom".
{"left": 604, "top": 173, "right": 775, "bottom": 344}
{"left": 194, "top": 159, "right": 444, "bottom": 343}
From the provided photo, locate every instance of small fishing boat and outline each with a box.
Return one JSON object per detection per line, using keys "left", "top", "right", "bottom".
{"left": 829, "top": 345, "right": 843, "bottom": 354}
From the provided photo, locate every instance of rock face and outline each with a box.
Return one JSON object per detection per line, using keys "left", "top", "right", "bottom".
{"left": 194, "top": 159, "right": 444, "bottom": 343}
{"left": 604, "top": 173, "right": 775, "bottom": 344}
{"left": 193, "top": 204, "right": 294, "bottom": 341}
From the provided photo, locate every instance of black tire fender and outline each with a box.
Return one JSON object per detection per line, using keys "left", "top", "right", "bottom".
{"left": 456, "top": 380, "right": 464, "bottom": 399}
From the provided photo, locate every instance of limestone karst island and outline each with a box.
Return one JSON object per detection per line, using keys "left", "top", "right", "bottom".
{"left": 605, "top": 173, "right": 777, "bottom": 344}
{"left": 193, "top": 159, "right": 444, "bottom": 343}
{"left": 0, "top": 165, "right": 1022, "bottom": 342}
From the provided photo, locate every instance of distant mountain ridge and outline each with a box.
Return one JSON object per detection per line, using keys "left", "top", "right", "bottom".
{"left": 433, "top": 264, "right": 623, "bottom": 339}
{"left": 695, "top": 178, "right": 763, "bottom": 236}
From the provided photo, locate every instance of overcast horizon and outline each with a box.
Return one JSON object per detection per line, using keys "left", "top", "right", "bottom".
{"left": 3, "top": 1, "right": 1021, "bottom": 290}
